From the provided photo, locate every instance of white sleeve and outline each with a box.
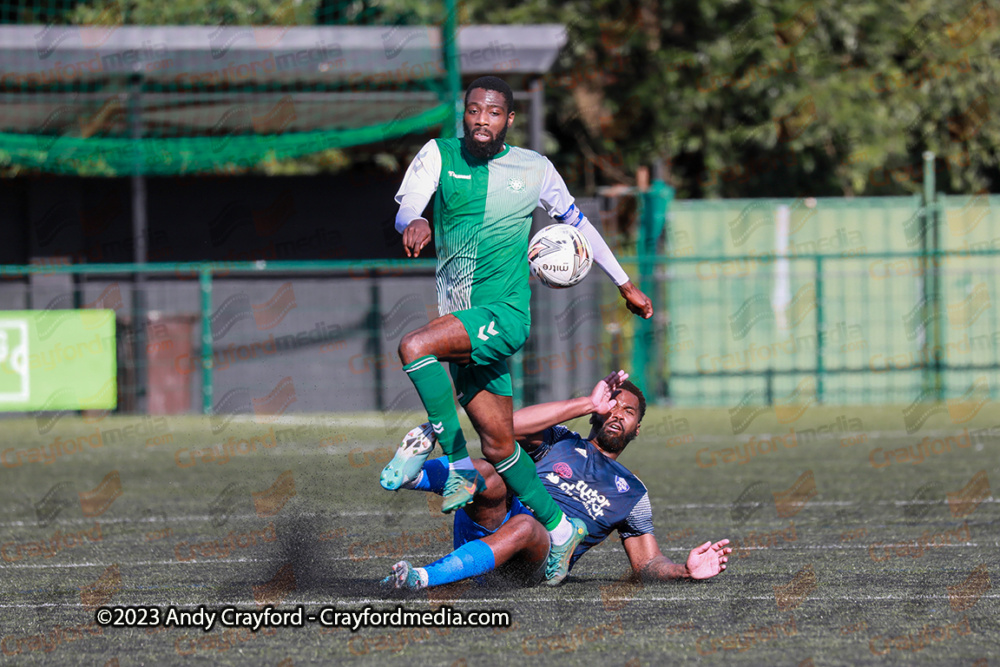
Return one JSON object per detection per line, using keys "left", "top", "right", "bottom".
{"left": 538, "top": 160, "right": 631, "bottom": 286}
{"left": 394, "top": 140, "right": 441, "bottom": 233}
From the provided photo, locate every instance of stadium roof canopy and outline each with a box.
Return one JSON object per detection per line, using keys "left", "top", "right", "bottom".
{"left": 0, "top": 24, "right": 565, "bottom": 146}
{"left": 0, "top": 25, "right": 567, "bottom": 265}
{"left": 0, "top": 24, "right": 564, "bottom": 83}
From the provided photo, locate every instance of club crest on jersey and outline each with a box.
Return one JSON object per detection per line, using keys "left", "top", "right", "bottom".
{"left": 507, "top": 177, "right": 525, "bottom": 192}
{"left": 615, "top": 475, "right": 630, "bottom": 493}
{"left": 553, "top": 462, "right": 573, "bottom": 479}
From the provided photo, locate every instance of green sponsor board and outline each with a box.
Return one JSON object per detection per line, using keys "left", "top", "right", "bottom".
{"left": 0, "top": 310, "right": 117, "bottom": 411}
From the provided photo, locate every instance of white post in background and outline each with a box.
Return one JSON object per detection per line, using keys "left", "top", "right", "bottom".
{"left": 772, "top": 204, "right": 791, "bottom": 330}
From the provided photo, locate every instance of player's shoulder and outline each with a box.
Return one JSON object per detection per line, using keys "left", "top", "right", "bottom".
{"left": 433, "top": 137, "right": 461, "bottom": 151}
{"left": 548, "top": 424, "right": 584, "bottom": 445}
{"left": 530, "top": 425, "right": 584, "bottom": 461}
{"left": 504, "top": 144, "right": 549, "bottom": 164}
{"left": 504, "top": 143, "right": 538, "bottom": 157}
{"left": 409, "top": 139, "right": 442, "bottom": 166}
{"left": 429, "top": 138, "right": 461, "bottom": 161}
{"left": 420, "top": 139, "right": 454, "bottom": 160}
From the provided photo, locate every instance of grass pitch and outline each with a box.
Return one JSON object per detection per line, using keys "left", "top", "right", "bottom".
{"left": 0, "top": 404, "right": 997, "bottom": 665}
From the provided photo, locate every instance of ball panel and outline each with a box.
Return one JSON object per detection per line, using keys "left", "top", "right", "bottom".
{"left": 527, "top": 224, "right": 594, "bottom": 289}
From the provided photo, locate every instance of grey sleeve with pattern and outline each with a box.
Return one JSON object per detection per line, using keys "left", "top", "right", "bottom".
{"left": 619, "top": 492, "right": 654, "bottom": 540}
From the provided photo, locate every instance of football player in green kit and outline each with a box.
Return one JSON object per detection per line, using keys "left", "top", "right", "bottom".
{"left": 381, "top": 76, "right": 652, "bottom": 584}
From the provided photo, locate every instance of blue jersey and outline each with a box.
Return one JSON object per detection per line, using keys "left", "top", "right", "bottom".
{"left": 528, "top": 426, "right": 654, "bottom": 568}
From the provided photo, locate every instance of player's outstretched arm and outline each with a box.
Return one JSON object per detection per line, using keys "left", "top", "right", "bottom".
{"left": 513, "top": 370, "right": 628, "bottom": 449}
{"left": 537, "top": 162, "right": 653, "bottom": 319}
{"left": 623, "top": 534, "right": 731, "bottom": 582}
{"left": 617, "top": 281, "right": 653, "bottom": 320}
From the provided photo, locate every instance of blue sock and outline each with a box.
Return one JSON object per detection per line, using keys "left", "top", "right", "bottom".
{"left": 422, "top": 539, "right": 496, "bottom": 587}
{"left": 414, "top": 458, "right": 448, "bottom": 494}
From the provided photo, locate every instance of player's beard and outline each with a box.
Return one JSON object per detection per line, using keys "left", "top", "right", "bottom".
{"left": 595, "top": 420, "right": 637, "bottom": 454}
{"left": 462, "top": 121, "right": 508, "bottom": 160}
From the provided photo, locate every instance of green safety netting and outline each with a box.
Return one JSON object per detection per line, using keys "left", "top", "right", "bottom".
{"left": 0, "top": 0, "right": 457, "bottom": 175}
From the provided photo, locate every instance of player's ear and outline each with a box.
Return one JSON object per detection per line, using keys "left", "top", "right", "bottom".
{"left": 506, "top": 110, "right": 515, "bottom": 127}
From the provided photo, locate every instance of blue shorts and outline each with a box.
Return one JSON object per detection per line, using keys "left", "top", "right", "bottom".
{"left": 453, "top": 496, "right": 534, "bottom": 548}
{"left": 453, "top": 497, "right": 547, "bottom": 587}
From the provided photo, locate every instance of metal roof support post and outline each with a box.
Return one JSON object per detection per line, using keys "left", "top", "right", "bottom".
{"left": 443, "top": 0, "right": 462, "bottom": 138}
{"left": 512, "top": 77, "right": 547, "bottom": 409}
{"left": 529, "top": 77, "right": 543, "bottom": 154}
{"left": 200, "top": 266, "right": 213, "bottom": 415}
{"left": 923, "top": 151, "right": 943, "bottom": 400}
{"left": 632, "top": 165, "right": 672, "bottom": 398}
{"left": 130, "top": 73, "right": 148, "bottom": 413}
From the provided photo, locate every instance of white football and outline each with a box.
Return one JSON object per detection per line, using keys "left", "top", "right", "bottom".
{"left": 527, "top": 224, "right": 593, "bottom": 288}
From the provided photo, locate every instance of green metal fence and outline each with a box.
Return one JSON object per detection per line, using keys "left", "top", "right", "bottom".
{"left": 652, "top": 248, "right": 1000, "bottom": 406}
{"left": 2, "top": 193, "right": 998, "bottom": 415}
{"left": 0, "top": 259, "right": 442, "bottom": 415}
{"left": 642, "top": 191, "right": 1000, "bottom": 406}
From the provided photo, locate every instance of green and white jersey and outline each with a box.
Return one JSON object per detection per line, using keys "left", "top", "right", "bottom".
{"left": 395, "top": 138, "right": 579, "bottom": 317}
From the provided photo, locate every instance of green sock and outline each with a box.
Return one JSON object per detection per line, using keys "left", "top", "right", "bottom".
{"left": 403, "top": 355, "right": 468, "bottom": 463}
{"left": 494, "top": 445, "right": 564, "bottom": 531}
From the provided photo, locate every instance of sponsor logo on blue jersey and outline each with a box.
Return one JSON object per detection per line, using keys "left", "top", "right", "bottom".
{"left": 545, "top": 474, "right": 612, "bottom": 519}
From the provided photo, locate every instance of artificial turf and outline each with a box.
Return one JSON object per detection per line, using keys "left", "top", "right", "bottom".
{"left": 0, "top": 404, "right": 997, "bottom": 665}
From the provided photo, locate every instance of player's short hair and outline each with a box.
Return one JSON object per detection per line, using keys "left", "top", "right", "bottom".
{"left": 465, "top": 76, "right": 514, "bottom": 114}
{"left": 618, "top": 380, "right": 647, "bottom": 423}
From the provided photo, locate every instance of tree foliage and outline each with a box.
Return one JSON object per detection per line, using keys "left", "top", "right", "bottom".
{"left": 446, "top": 0, "right": 999, "bottom": 197}
{"left": 44, "top": 0, "right": 1000, "bottom": 195}
{"left": 70, "top": 0, "right": 320, "bottom": 27}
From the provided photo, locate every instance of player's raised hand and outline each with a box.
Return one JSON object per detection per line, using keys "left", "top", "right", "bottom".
{"left": 403, "top": 218, "right": 432, "bottom": 258}
{"left": 618, "top": 281, "right": 653, "bottom": 319}
{"left": 589, "top": 370, "right": 628, "bottom": 415}
{"left": 686, "top": 539, "right": 731, "bottom": 580}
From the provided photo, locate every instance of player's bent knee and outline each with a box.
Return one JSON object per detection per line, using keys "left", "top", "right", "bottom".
{"left": 472, "top": 457, "right": 498, "bottom": 481}
{"left": 397, "top": 331, "right": 426, "bottom": 365}
{"left": 480, "top": 439, "right": 515, "bottom": 464}
{"left": 507, "top": 514, "right": 547, "bottom": 545}
{"left": 473, "top": 459, "right": 504, "bottom": 495}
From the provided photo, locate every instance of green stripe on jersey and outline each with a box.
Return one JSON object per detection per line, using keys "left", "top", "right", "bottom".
{"left": 433, "top": 138, "right": 547, "bottom": 318}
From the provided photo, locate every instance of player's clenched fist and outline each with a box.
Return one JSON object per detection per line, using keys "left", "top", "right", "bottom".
{"left": 618, "top": 281, "right": 654, "bottom": 319}
{"left": 403, "top": 218, "right": 432, "bottom": 258}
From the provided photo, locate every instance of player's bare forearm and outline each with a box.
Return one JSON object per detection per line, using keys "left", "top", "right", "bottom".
{"left": 638, "top": 555, "right": 691, "bottom": 581}
{"left": 625, "top": 533, "right": 721, "bottom": 582}
{"left": 514, "top": 371, "right": 626, "bottom": 448}
{"left": 630, "top": 538, "right": 731, "bottom": 581}
{"left": 513, "top": 396, "right": 594, "bottom": 447}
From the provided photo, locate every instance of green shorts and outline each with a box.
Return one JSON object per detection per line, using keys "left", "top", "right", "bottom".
{"left": 449, "top": 303, "right": 530, "bottom": 406}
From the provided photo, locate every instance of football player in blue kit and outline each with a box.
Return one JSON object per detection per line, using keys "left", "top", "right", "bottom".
{"left": 380, "top": 371, "right": 731, "bottom": 589}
